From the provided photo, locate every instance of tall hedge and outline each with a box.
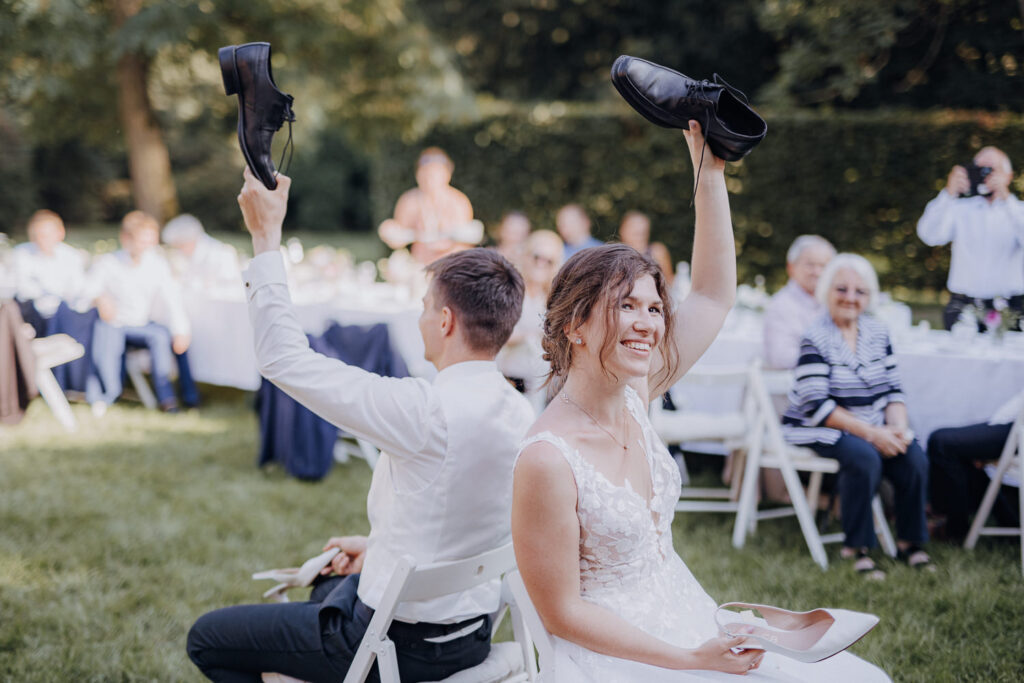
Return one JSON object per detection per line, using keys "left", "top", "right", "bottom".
{"left": 370, "top": 108, "right": 1024, "bottom": 296}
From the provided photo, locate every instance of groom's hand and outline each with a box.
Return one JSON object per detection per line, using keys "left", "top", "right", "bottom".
{"left": 321, "top": 535, "right": 368, "bottom": 576}
{"left": 238, "top": 166, "right": 290, "bottom": 255}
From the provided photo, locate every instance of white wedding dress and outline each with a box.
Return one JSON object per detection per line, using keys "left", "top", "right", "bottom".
{"left": 519, "top": 386, "right": 891, "bottom": 682}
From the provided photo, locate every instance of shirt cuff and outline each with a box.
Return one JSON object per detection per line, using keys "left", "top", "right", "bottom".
{"left": 808, "top": 398, "right": 837, "bottom": 427}
{"left": 242, "top": 250, "right": 288, "bottom": 301}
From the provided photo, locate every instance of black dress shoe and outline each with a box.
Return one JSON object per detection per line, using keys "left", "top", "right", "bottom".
{"left": 611, "top": 55, "right": 766, "bottom": 161}
{"left": 219, "top": 42, "right": 295, "bottom": 190}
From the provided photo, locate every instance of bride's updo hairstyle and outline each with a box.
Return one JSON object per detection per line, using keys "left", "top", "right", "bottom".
{"left": 542, "top": 244, "right": 678, "bottom": 388}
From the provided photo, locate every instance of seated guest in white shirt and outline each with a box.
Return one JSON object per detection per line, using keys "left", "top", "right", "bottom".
{"left": 12, "top": 210, "right": 86, "bottom": 335}
{"left": 187, "top": 167, "right": 535, "bottom": 683}
{"left": 161, "top": 214, "right": 240, "bottom": 287}
{"left": 762, "top": 235, "right": 836, "bottom": 370}
{"left": 917, "top": 146, "right": 1024, "bottom": 329}
{"left": 83, "top": 211, "right": 198, "bottom": 412}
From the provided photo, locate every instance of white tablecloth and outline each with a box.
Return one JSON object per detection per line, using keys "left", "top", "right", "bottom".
{"left": 184, "top": 285, "right": 431, "bottom": 391}
{"left": 684, "top": 315, "right": 1024, "bottom": 443}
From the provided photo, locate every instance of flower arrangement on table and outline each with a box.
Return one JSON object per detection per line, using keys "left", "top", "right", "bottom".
{"left": 980, "top": 297, "right": 1022, "bottom": 339}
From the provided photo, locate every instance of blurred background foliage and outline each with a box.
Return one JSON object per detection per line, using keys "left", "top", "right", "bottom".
{"left": 0, "top": 0, "right": 1021, "bottom": 290}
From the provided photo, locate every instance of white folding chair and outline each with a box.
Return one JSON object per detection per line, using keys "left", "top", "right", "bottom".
{"left": 738, "top": 368, "right": 897, "bottom": 569}
{"left": 124, "top": 348, "right": 161, "bottom": 409}
{"left": 333, "top": 435, "right": 381, "bottom": 470}
{"left": 344, "top": 543, "right": 527, "bottom": 683}
{"left": 964, "top": 403, "right": 1024, "bottom": 575}
{"left": 262, "top": 544, "right": 529, "bottom": 683}
{"left": 30, "top": 333, "right": 84, "bottom": 431}
{"left": 651, "top": 361, "right": 763, "bottom": 513}
{"left": 502, "top": 570, "right": 553, "bottom": 682}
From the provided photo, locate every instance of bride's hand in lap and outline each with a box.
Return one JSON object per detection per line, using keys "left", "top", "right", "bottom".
{"left": 688, "top": 635, "right": 764, "bottom": 674}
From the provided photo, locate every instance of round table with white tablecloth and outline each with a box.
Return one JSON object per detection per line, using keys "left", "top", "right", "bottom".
{"left": 183, "top": 281, "right": 431, "bottom": 392}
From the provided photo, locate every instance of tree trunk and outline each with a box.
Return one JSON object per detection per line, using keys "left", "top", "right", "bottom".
{"left": 111, "top": 0, "right": 178, "bottom": 222}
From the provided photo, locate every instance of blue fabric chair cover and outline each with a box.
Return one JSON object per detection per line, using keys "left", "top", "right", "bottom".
{"left": 255, "top": 322, "right": 409, "bottom": 480}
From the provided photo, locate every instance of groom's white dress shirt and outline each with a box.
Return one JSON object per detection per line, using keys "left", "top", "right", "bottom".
{"left": 243, "top": 251, "right": 535, "bottom": 623}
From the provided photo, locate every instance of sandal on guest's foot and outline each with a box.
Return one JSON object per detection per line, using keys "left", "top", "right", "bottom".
{"left": 897, "top": 545, "right": 936, "bottom": 572}
{"left": 841, "top": 548, "right": 886, "bottom": 581}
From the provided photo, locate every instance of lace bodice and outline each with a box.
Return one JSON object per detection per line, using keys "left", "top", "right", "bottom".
{"left": 519, "top": 387, "right": 681, "bottom": 596}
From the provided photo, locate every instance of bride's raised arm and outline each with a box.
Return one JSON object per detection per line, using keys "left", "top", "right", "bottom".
{"left": 511, "top": 440, "right": 760, "bottom": 673}
{"left": 647, "top": 121, "right": 736, "bottom": 400}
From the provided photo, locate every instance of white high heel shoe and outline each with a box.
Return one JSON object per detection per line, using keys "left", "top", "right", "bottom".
{"left": 715, "top": 602, "right": 879, "bottom": 663}
{"left": 252, "top": 547, "right": 341, "bottom": 601}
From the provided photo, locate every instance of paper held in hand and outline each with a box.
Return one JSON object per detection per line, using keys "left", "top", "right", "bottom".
{"left": 252, "top": 547, "right": 342, "bottom": 602}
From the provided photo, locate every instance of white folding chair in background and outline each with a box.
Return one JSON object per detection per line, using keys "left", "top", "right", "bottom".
{"left": 964, "top": 403, "right": 1024, "bottom": 576}
{"left": 30, "top": 333, "right": 84, "bottom": 432}
{"left": 736, "top": 367, "right": 897, "bottom": 569}
{"left": 333, "top": 435, "right": 381, "bottom": 470}
{"left": 650, "top": 361, "right": 763, "bottom": 513}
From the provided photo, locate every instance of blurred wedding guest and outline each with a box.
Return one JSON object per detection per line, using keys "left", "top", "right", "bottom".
{"left": 556, "top": 203, "right": 602, "bottom": 259}
{"left": 83, "top": 211, "right": 198, "bottom": 413}
{"left": 12, "top": 210, "right": 86, "bottom": 335}
{"left": 498, "top": 230, "right": 563, "bottom": 409}
{"left": 917, "top": 146, "right": 1024, "bottom": 329}
{"left": 763, "top": 235, "right": 836, "bottom": 370}
{"left": 618, "top": 210, "right": 673, "bottom": 285}
{"left": 494, "top": 210, "right": 531, "bottom": 268}
{"left": 378, "top": 147, "right": 482, "bottom": 265}
{"left": 161, "top": 214, "right": 240, "bottom": 287}
{"left": 928, "top": 389, "right": 1023, "bottom": 542}
{"left": 783, "top": 253, "right": 932, "bottom": 578}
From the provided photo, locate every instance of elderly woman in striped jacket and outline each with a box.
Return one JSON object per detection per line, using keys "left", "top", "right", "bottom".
{"left": 782, "top": 253, "right": 932, "bottom": 579}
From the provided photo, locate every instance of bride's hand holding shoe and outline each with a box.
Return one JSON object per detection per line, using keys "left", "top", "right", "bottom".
{"left": 685, "top": 634, "right": 764, "bottom": 674}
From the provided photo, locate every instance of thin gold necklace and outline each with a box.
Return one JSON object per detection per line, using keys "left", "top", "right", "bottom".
{"left": 562, "top": 393, "right": 629, "bottom": 453}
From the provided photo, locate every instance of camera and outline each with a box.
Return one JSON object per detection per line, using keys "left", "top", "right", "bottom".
{"left": 962, "top": 162, "right": 993, "bottom": 198}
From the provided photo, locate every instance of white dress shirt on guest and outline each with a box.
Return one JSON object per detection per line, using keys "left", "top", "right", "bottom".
{"left": 83, "top": 249, "right": 190, "bottom": 336}
{"left": 917, "top": 191, "right": 1024, "bottom": 298}
{"left": 762, "top": 280, "right": 825, "bottom": 370}
{"left": 169, "top": 234, "right": 240, "bottom": 287}
{"left": 12, "top": 242, "right": 86, "bottom": 317}
{"left": 243, "top": 251, "right": 535, "bottom": 624}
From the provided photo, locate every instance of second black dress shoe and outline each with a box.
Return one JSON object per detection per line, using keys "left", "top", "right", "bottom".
{"left": 219, "top": 42, "right": 295, "bottom": 190}
{"left": 611, "top": 55, "right": 766, "bottom": 161}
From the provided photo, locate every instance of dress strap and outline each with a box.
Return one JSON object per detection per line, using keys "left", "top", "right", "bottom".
{"left": 515, "top": 431, "right": 581, "bottom": 472}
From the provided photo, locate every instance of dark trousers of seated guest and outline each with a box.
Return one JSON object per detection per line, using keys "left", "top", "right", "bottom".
{"left": 187, "top": 573, "right": 491, "bottom": 683}
{"left": 943, "top": 293, "right": 1024, "bottom": 331}
{"left": 928, "top": 422, "right": 1019, "bottom": 540}
{"left": 811, "top": 434, "right": 929, "bottom": 548}
{"left": 88, "top": 320, "right": 199, "bottom": 409}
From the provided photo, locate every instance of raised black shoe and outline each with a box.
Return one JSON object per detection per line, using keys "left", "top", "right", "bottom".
{"left": 611, "top": 55, "right": 766, "bottom": 161}
{"left": 219, "top": 42, "right": 295, "bottom": 190}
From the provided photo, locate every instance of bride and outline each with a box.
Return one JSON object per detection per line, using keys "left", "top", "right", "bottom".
{"left": 510, "top": 122, "right": 890, "bottom": 681}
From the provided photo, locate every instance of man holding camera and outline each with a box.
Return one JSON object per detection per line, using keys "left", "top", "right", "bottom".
{"left": 917, "top": 146, "right": 1024, "bottom": 330}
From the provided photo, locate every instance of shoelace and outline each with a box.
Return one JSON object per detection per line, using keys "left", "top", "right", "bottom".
{"left": 686, "top": 75, "right": 748, "bottom": 206}
{"left": 274, "top": 100, "right": 296, "bottom": 179}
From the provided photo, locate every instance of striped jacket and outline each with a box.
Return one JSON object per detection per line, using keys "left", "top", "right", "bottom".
{"left": 781, "top": 314, "right": 905, "bottom": 446}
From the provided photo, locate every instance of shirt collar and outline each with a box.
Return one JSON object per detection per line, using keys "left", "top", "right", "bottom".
{"left": 433, "top": 359, "right": 499, "bottom": 386}
{"left": 785, "top": 280, "right": 819, "bottom": 306}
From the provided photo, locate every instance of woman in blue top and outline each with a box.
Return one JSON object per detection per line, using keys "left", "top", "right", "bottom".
{"left": 782, "top": 253, "right": 932, "bottom": 578}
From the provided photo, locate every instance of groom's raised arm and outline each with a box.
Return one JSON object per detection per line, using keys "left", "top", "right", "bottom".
{"left": 239, "top": 168, "right": 445, "bottom": 464}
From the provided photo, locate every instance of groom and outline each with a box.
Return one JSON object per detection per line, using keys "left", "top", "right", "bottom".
{"left": 187, "top": 168, "right": 535, "bottom": 682}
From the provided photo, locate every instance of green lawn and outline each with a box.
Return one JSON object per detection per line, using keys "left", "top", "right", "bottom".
{"left": 2, "top": 390, "right": 1023, "bottom": 681}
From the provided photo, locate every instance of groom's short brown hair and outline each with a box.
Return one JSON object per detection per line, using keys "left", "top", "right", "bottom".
{"left": 425, "top": 249, "right": 524, "bottom": 355}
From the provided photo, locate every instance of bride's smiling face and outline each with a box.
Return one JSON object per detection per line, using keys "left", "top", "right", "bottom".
{"left": 575, "top": 274, "right": 665, "bottom": 380}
